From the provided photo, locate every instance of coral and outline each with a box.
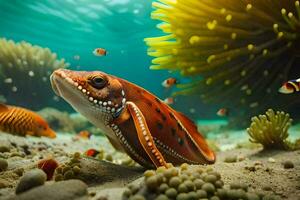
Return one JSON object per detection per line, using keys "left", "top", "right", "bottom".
{"left": 37, "top": 158, "right": 59, "bottom": 180}
{"left": 38, "top": 108, "right": 101, "bottom": 135}
{"left": 38, "top": 107, "right": 75, "bottom": 133}
{"left": 70, "top": 113, "right": 103, "bottom": 135}
{"left": 247, "top": 109, "right": 295, "bottom": 150}
{"left": 122, "top": 163, "right": 279, "bottom": 200}
{"left": 145, "top": 0, "right": 300, "bottom": 127}
{"left": 0, "top": 38, "right": 69, "bottom": 110}
{"left": 54, "top": 152, "right": 82, "bottom": 181}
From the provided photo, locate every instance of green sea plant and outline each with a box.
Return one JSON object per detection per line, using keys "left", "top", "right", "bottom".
{"left": 0, "top": 38, "right": 69, "bottom": 110}
{"left": 145, "top": 0, "right": 300, "bottom": 127}
{"left": 247, "top": 109, "right": 295, "bottom": 150}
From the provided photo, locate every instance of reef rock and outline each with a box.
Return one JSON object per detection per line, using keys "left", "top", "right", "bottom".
{"left": 15, "top": 180, "right": 88, "bottom": 200}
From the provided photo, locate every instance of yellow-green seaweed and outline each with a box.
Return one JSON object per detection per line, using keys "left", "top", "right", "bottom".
{"left": 145, "top": 0, "right": 300, "bottom": 127}
{"left": 0, "top": 38, "right": 69, "bottom": 110}
{"left": 247, "top": 109, "right": 294, "bottom": 150}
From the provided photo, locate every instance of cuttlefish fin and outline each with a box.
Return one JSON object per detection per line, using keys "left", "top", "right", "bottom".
{"left": 173, "top": 110, "right": 215, "bottom": 163}
{"left": 126, "top": 101, "right": 167, "bottom": 168}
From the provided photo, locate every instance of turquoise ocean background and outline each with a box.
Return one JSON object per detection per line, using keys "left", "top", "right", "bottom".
{"left": 0, "top": 0, "right": 218, "bottom": 120}
{"left": 0, "top": 0, "right": 166, "bottom": 92}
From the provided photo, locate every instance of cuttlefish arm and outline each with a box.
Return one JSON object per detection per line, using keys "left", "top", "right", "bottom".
{"left": 113, "top": 101, "right": 167, "bottom": 168}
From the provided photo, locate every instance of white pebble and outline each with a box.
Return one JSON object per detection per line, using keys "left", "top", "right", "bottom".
{"left": 268, "top": 157, "right": 276, "bottom": 163}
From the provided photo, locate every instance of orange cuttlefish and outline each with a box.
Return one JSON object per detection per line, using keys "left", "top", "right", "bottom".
{"left": 50, "top": 69, "right": 215, "bottom": 168}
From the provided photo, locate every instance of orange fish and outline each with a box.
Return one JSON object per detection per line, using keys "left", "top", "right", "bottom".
{"left": 162, "top": 77, "right": 178, "bottom": 88}
{"left": 217, "top": 108, "right": 229, "bottom": 117}
{"left": 163, "top": 97, "right": 174, "bottom": 105}
{"left": 0, "top": 104, "right": 56, "bottom": 138}
{"left": 93, "top": 48, "right": 107, "bottom": 56}
{"left": 76, "top": 130, "right": 92, "bottom": 140}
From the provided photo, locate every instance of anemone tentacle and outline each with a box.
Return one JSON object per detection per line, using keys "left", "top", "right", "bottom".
{"left": 145, "top": 0, "right": 300, "bottom": 127}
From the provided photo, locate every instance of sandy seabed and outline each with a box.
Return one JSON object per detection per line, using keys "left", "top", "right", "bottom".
{"left": 0, "top": 130, "right": 299, "bottom": 200}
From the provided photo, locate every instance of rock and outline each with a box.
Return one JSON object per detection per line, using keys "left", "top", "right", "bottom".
{"left": 268, "top": 157, "right": 276, "bottom": 163}
{"left": 282, "top": 160, "right": 294, "bottom": 169}
{"left": 0, "top": 158, "right": 8, "bottom": 171}
{"left": 0, "top": 141, "right": 11, "bottom": 153}
{"left": 15, "top": 180, "right": 88, "bottom": 200}
{"left": 0, "top": 179, "right": 9, "bottom": 188}
{"left": 224, "top": 155, "right": 237, "bottom": 163}
{"left": 14, "top": 168, "right": 24, "bottom": 176}
{"left": 254, "top": 161, "right": 263, "bottom": 166}
{"left": 237, "top": 155, "right": 246, "bottom": 161}
{"left": 263, "top": 185, "right": 272, "bottom": 191}
{"left": 15, "top": 169, "right": 47, "bottom": 194}
{"left": 73, "top": 157, "right": 142, "bottom": 186}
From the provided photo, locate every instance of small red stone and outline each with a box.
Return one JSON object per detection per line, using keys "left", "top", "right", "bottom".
{"left": 37, "top": 158, "right": 59, "bottom": 180}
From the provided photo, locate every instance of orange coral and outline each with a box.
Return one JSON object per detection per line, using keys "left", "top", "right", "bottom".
{"left": 37, "top": 158, "right": 59, "bottom": 180}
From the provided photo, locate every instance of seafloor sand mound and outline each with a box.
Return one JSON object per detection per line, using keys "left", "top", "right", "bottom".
{"left": 0, "top": 131, "right": 299, "bottom": 200}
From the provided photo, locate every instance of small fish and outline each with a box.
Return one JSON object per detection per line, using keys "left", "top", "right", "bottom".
{"left": 76, "top": 130, "right": 92, "bottom": 140}
{"left": 73, "top": 55, "right": 80, "bottom": 60}
{"left": 85, "top": 148, "right": 100, "bottom": 157}
{"left": 163, "top": 97, "right": 174, "bottom": 105}
{"left": 162, "top": 77, "right": 178, "bottom": 88}
{"left": 0, "top": 104, "right": 56, "bottom": 138}
{"left": 217, "top": 108, "right": 229, "bottom": 117}
{"left": 278, "top": 78, "right": 300, "bottom": 94}
{"left": 189, "top": 108, "right": 196, "bottom": 114}
{"left": 93, "top": 48, "right": 107, "bottom": 56}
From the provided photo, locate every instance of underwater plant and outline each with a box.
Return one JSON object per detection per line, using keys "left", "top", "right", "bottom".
{"left": 0, "top": 38, "right": 69, "bottom": 110}
{"left": 247, "top": 109, "right": 295, "bottom": 150}
{"left": 145, "top": 0, "right": 300, "bottom": 127}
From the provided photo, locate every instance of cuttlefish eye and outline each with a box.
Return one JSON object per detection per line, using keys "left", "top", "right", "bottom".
{"left": 89, "top": 76, "right": 107, "bottom": 89}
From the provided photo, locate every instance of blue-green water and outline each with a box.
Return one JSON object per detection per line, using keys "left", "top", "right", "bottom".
{"left": 0, "top": 0, "right": 217, "bottom": 119}
{"left": 0, "top": 0, "right": 168, "bottom": 94}
{"left": 1, "top": 1, "right": 299, "bottom": 125}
